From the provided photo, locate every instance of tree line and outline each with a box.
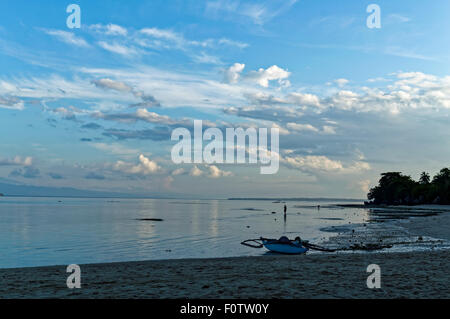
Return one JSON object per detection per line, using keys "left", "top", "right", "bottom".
{"left": 368, "top": 168, "right": 450, "bottom": 205}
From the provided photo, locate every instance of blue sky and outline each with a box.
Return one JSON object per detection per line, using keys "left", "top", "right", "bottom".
{"left": 1, "top": 0, "right": 450, "bottom": 198}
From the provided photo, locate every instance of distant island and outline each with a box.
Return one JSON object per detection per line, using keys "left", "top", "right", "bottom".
{"left": 228, "top": 197, "right": 363, "bottom": 202}
{"left": 0, "top": 193, "right": 4, "bottom": 197}
{"left": 367, "top": 169, "right": 450, "bottom": 205}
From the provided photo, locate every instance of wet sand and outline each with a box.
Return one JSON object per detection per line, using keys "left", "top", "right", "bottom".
{"left": 396, "top": 206, "right": 450, "bottom": 241}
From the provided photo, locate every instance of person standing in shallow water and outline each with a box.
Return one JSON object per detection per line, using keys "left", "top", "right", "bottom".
{"left": 284, "top": 204, "right": 287, "bottom": 216}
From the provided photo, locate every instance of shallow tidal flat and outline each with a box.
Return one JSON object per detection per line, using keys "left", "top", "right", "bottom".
{"left": 319, "top": 205, "right": 450, "bottom": 252}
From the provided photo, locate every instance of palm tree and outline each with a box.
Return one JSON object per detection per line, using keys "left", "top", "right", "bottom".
{"left": 419, "top": 172, "right": 430, "bottom": 184}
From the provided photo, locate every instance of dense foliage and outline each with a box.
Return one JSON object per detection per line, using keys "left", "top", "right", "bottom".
{"left": 368, "top": 169, "right": 450, "bottom": 205}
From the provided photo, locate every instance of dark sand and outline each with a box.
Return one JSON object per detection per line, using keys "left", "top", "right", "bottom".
{"left": 1, "top": 250, "right": 449, "bottom": 299}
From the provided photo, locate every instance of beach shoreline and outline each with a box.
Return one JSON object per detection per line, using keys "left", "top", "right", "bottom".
{"left": 1, "top": 249, "right": 449, "bottom": 299}
{"left": 1, "top": 203, "right": 449, "bottom": 299}
{"left": 317, "top": 204, "right": 450, "bottom": 252}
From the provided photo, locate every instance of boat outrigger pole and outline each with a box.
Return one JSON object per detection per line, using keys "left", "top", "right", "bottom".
{"left": 301, "top": 241, "right": 336, "bottom": 252}
{"left": 241, "top": 238, "right": 264, "bottom": 248}
{"left": 241, "top": 237, "right": 336, "bottom": 253}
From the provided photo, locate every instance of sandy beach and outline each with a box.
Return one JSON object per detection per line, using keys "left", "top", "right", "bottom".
{"left": 1, "top": 205, "right": 449, "bottom": 299}
{"left": 0, "top": 250, "right": 449, "bottom": 299}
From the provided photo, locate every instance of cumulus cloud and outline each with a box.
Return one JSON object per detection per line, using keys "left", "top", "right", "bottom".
{"left": 284, "top": 155, "right": 343, "bottom": 172}
{"left": 334, "top": 78, "right": 349, "bottom": 87}
{"left": 246, "top": 65, "right": 290, "bottom": 88}
{"left": 286, "top": 93, "right": 321, "bottom": 107}
{"left": 227, "top": 71, "right": 450, "bottom": 116}
{"left": 282, "top": 155, "right": 370, "bottom": 174}
{"left": 93, "top": 108, "right": 181, "bottom": 125}
{"left": 0, "top": 156, "right": 33, "bottom": 166}
{"left": 207, "top": 165, "right": 233, "bottom": 178}
{"left": 188, "top": 165, "right": 232, "bottom": 178}
{"left": 171, "top": 168, "right": 186, "bottom": 176}
{"left": 112, "top": 154, "right": 161, "bottom": 176}
{"left": 0, "top": 96, "right": 24, "bottom": 110}
{"left": 189, "top": 165, "right": 204, "bottom": 177}
{"left": 322, "top": 72, "right": 450, "bottom": 113}
{"left": 224, "top": 63, "right": 245, "bottom": 84}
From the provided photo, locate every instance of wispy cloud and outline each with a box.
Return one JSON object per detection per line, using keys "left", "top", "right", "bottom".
{"left": 97, "top": 41, "right": 139, "bottom": 57}
{"left": 296, "top": 42, "right": 437, "bottom": 62}
{"left": 387, "top": 14, "right": 411, "bottom": 24}
{"left": 89, "top": 24, "right": 128, "bottom": 36}
{"left": 43, "top": 30, "right": 90, "bottom": 47}
{"left": 192, "top": 52, "right": 223, "bottom": 65}
{"left": 138, "top": 27, "right": 248, "bottom": 53}
{"left": 205, "top": 0, "right": 298, "bottom": 25}
{"left": 383, "top": 46, "right": 437, "bottom": 61}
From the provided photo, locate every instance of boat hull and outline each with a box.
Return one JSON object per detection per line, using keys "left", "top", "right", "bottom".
{"left": 262, "top": 240, "right": 308, "bottom": 254}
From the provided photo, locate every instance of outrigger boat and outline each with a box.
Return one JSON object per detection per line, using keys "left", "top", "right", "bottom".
{"left": 241, "top": 236, "right": 335, "bottom": 254}
{"left": 241, "top": 236, "right": 308, "bottom": 254}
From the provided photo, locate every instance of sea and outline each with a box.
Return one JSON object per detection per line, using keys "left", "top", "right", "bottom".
{"left": 0, "top": 197, "right": 368, "bottom": 269}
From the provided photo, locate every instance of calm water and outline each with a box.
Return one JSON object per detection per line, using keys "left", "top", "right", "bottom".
{"left": 0, "top": 197, "right": 368, "bottom": 269}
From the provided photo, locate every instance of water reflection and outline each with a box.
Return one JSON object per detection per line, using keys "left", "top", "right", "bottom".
{"left": 209, "top": 200, "right": 219, "bottom": 237}
{"left": 0, "top": 197, "right": 368, "bottom": 268}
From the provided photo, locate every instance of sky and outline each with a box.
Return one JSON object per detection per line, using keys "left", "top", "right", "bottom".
{"left": 1, "top": 0, "right": 450, "bottom": 199}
